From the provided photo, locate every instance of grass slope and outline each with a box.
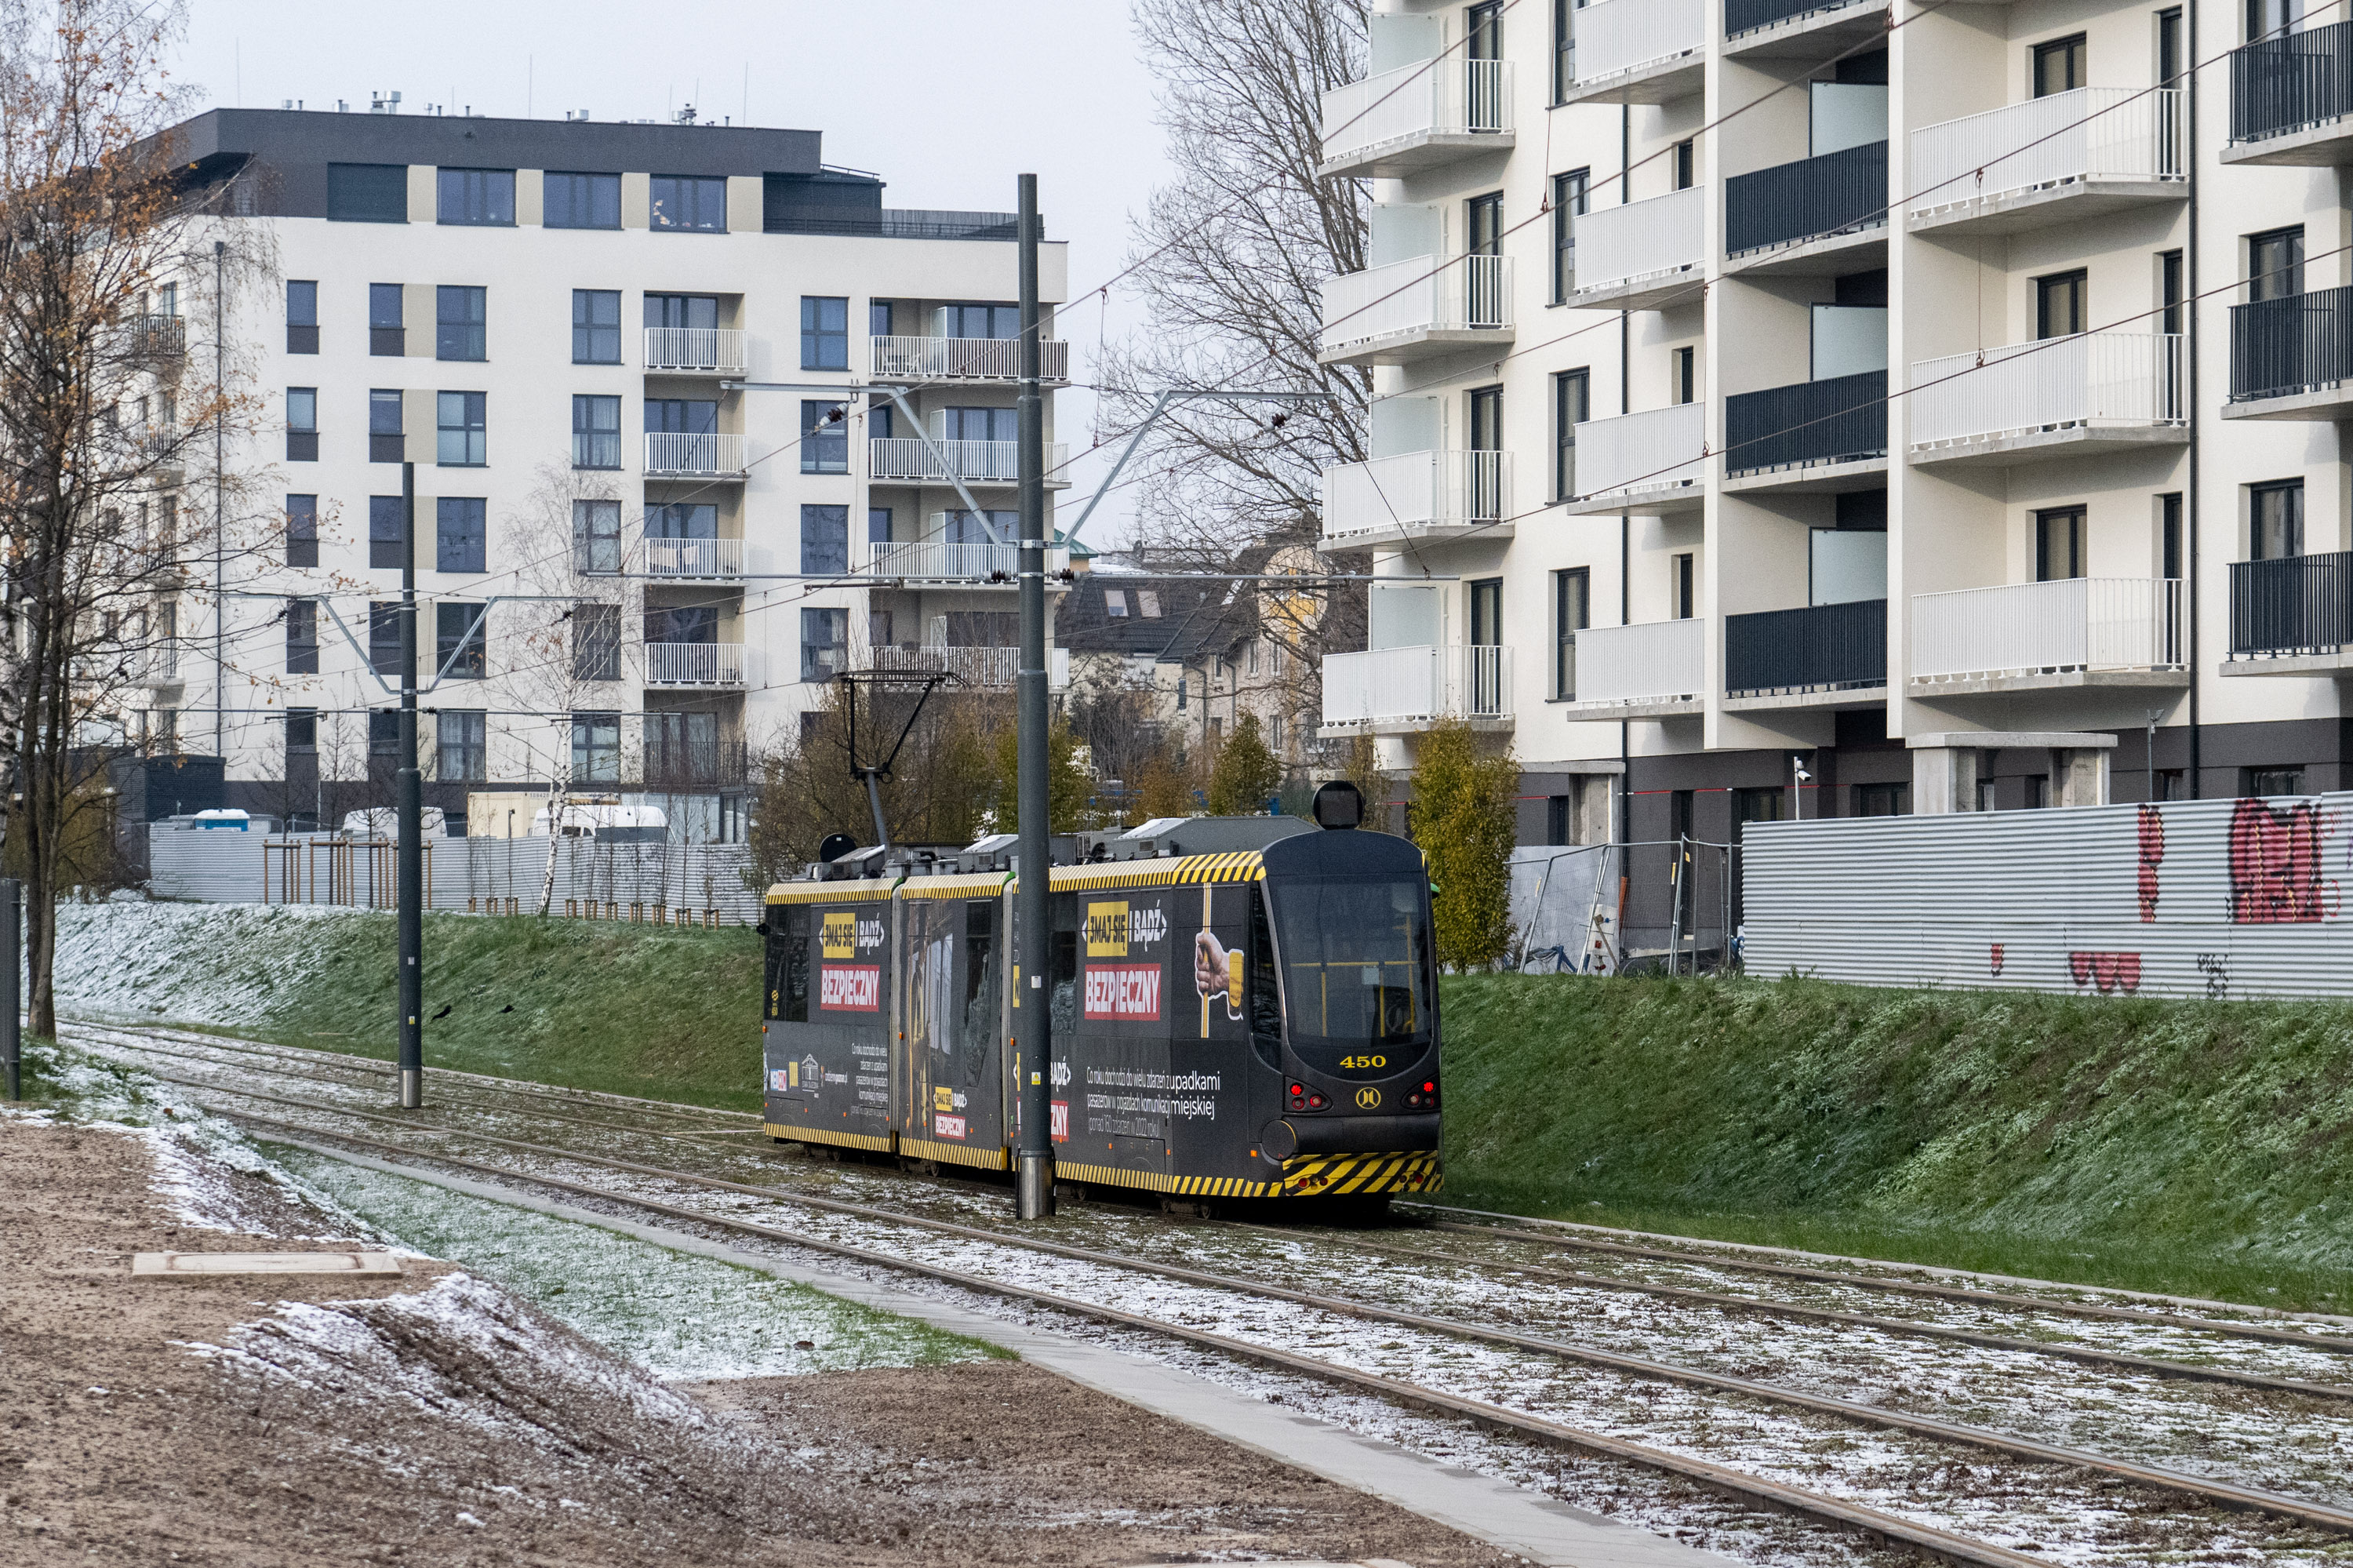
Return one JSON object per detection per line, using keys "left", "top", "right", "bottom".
{"left": 1440, "top": 974, "right": 2353, "bottom": 1309}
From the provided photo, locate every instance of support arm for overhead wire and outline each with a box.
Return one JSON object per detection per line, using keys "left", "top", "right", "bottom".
{"left": 1059, "top": 389, "right": 1335, "bottom": 551}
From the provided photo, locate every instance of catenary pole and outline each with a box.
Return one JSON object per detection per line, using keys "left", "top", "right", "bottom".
{"left": 1013, "top": 173, "right": 1053, "bottom": 1221}
{"left": 398, "top": 462, "right": 423, "bottom": 1109}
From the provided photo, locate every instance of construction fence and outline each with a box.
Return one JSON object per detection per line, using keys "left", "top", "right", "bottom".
{"left": 1511, "top": 839, "right": 1734, "bottom": 976}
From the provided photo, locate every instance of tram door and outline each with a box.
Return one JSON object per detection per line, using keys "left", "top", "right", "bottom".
{"left": 898, "top": 895, "right": 1006, "bottom": 1158}
{"left": 1180, "top": 881, "right": 1258, "bottom": 1174}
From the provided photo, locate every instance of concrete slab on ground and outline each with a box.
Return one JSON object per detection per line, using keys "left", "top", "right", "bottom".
{"left": 133, "top": 1250, "right": 402, "bottom": 1276}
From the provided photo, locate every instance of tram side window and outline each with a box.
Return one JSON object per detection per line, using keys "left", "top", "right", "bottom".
{"left": 769, "top": 906, "right": 810, "bottom": 1022}
{"left": 1248, "top": 887, "right": 1282, "bottom": 1068}
{"left": 962, "top": 900, "right": 998, "bottom": 1079}
{"left": 1047, "top": 902, "right": 1079, "bottom": 1037}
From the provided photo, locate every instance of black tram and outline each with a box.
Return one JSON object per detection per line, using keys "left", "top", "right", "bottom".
{"left": 758, "top": 804, "right": 1442, "bottom": 1205}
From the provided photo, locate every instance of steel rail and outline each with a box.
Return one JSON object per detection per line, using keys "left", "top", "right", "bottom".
{"left": 141, "top": 1069, "right": 2353, "bottom": 1540}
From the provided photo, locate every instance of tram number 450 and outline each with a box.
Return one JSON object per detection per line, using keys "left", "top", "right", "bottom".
{"left": 1338, "top": 1055, "right": 1387, "bottom": 1071}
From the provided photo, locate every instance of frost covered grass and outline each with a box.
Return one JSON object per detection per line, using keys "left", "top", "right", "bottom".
{"left": 1440, "top": 973, "right": 2353, "bottom": 1312}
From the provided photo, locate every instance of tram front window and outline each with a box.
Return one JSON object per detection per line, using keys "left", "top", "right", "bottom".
{"left": 1269, "top": 878, "right": 1431, "bottom": 1069}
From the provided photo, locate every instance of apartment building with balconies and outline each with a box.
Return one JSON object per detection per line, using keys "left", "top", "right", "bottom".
{"left": 1321, "top": 0, "right": 2348, "bottom": 889}
{"left": 143, "top": 107, "right": 1066, "bottom": 835}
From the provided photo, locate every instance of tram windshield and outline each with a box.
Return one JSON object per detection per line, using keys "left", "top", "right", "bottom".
{"left": 1267, "top": 877, "right": 1432, "bottom": 1062}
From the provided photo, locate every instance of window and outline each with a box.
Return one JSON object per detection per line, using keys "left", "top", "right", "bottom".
{"left": 1551, "top": 169, "right": 1588, "bottom": 302}
{"left": 868, "top": 506, "right": 893, "bottom": 546}
{"left": 2160, "top": 491, "right": 2184, "bottom": 580}
{"left": 1467, "top": 385, "right": 1504, "bottom": 518}
{"left": 2246, "top": 766, "right": 2306, "bottom": 796}
{"left": 800, "top": 504, "right": 849, "bottom": 575}
{"left": 286, "top": 495, "right": 318, "bottom": 568}
{"left": 285, "top": 598, "right": 318, "bottom": 675}
{"left": 436, "top": 711, "right": 487, "bottom": 781}
{"left": 436, "top": 602, "right": 486, "bottom": 679}
{"left": 942, "top": 406, "right": 1016, "bottom": 442}
{"left": 800, "top": 607, "right": 848, "bottom": 681}
{"left": 369, "top": 282, "right": 403, "bottom": 355}
{"left": 369, "top": 603, "right": 402, "bottom": 678}
{"left": 2158, "top": 8, "right": 2185, "bottom": 85}
{"left": 2247, "top": 0, "right": 2302, "bottom": 43}
{"left": 369, "top": 495, "right": 404, "bottom": 569}
{"left": 572, "top": 712, "right": 621, "bottom": 781}
{"left": 573, "top": 500, "right": 622, "bottom": 574}
{"left": 1137, "top": 589, "right": 1162, "bottom": 618}
{"left": 646, "top": 293, "right": 720, "bottom": 331}
{"left": 544, "top": 170, "right": 621, "bottom": 230}
{"left": 328, "top": 162, "right": 408, "bottom": 224}
{"left": 437, "top": 391, "right": 486, "bottom": 467}
{"left": 1554, "top": 568, "right": 1588, "bottom": 699}
{"left": 1468, "top": 191, "right": 1504, "bottom": 257}
{"left": 2159, "top": 249, "right": 2185, "bottom": 334}
{"left": 286, "top": 708, "right": 317, "bottom": 757}
{"left": 573, "top": 602, "right": 620, "bottom": 681}
{"left": 1470, "top": 579, "right": 1503, "bottom": 655}
{"left": 647, "top": 711, "right": 720, "bottom": 786}
{"left": 1673, "top": 552, "right": 1695, "bottom": 619}
{"left": 286, "top": 281, "right": 318, "bottom": 354}
{"left": 572, "top": 289, "right": 621, "bottom": 364}
{"left": 942, "top": 303, "right": 1020, "bottom": 338}
{"left": 2251, "top": 478, "right": 2304, "bottom": 559}
{"left": 1468, "top": 0, "right": 1503, "bottom": 58}
{"left": 649, "top": 174, "right": 728, "bottom": 232}
{"left": 369, "top": 389, "right": 403, "bottom": 463}
{"left": 436, "top": 286, "right": 486, "bottom": 361}
{"left": 285, "top": 387, "right": 317, "bottom": 462}
{"left": 2035, "top": 505, "right": 2086, "bottom": 580}
{"left": 1553, "top": 0, "right": 1576, "bottom": 103}
{"left": 1554, "top": 368, "right": 1589, "bottom": 500}
{"left": 870, "top": 300, "right": 896, "bottom": 337}
{"left": 646, "top": 605, "right": 718, "bottom": 646}
{"left": 650, "top": 501, "right": 718, "bottom": 540}
{"left": 801, "top": 296, "right": 849, "bottom": 370}
{"left": 646, "top": 396, "right": 718, "bottom": 435}
{"left": 1104, "top": 589, "right": 1129, "bottom": 618}
{"left": 436, "top": 168, "right": 514, "bottom": 226}
{"left": 572, "top": 395, "right": 620, "bottom": 468}
{"left": 2251, "top": 226, "right": 2304, "bottom": 301}
{"left": 2035, "top": 270, "right": 2086, "bottom": 338}
{"left": 800, "top": 398, "right": 849, "bottom": 473}
{"left": 2032, "top": 33, "right": 2087, "bottom": 96}
{"left": 1856, "top": 782, "right": 1909, "bottom": 817}
{"left": 1672, "top": 346, "right": 1697, "bottom": 403}
{"left": 436, "top": 497, "right": 486, "bottom": 573}
{"left": 1673, "top": 139, "right": 1696, "bottom": 190}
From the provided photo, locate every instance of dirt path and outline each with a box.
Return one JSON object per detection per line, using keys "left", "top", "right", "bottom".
{"left": 0, "top": 1118, "right": 1511, "bottom": 1566}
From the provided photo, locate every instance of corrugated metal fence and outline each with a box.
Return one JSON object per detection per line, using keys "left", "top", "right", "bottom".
{"left": 1744, "top": 792, "right": 2353, "bottom": 999}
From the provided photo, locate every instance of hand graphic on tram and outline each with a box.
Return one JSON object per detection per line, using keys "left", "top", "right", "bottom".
{"left": 1194, "top": 930, "right": 1230, "bottom": 998}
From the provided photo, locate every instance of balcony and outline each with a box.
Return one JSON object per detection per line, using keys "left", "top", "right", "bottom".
{"left": 2225, "top": 552, "right": 2353, "bottom": 675}
{"left": 1565, "top": 0, "right": 1704, "bottom": 106}
{"left": 2225, "top": 286, "right": 2353, "bottom": 420}
{"left": 124, "top": 313, "right": 184, "bottom": 362}
{"left": 1912, "top": 578, "right": 2186, "bottom": 696}
{"left": 864, "top": 539, "right": 1069, "bottom": 584}
{"left": 1560, "top": 620, "right": 1704, "bottom": 718}
{"left": 1723, "top": 598, "right": 1886, "bottom": 708}
{"left": 643, "top": 537, "right": 744, "bottom": 580}
{"left": 1317, "top": 57, "right": 1514, "bottom": 180}
{"left": 1562, "top": 403, "right": 1705, "bottom": 515}
{"left": 1723, "top": 0, "right": 1891, "bottom": 64}
{"left": 1911, "top": 88, "right": 2184, "bottom": 236}
{"left": 642, "top": 328, "right": 746, "bottom": 376}
{"left": 871, "top": 334, "right": 1069, "bottom": 384}
{"left": 1723, "top": 141, "right": 1887, "bottom": 274}
{"left": 1571, "top": 187, "right": 1705, "bottom": 310}
{"left": 644, "top": 642, "right": 747, "bottom": 687}
{"left": 1321, "top": 449, "right": 1511, "bottom": 548}
{"left": 868, "top": 438, "right": 1071, "bottom": 486}
{"left": 643, "top": 431, "right": 746, "bottom": 478}
{"left": 1722, "top": 370, "right": 1887, "bottom": 493}
{"left": 2223, "top": 20, "right": 2353, "bottom": 166}
{"left": 1907, "top": 333, "right": 2186, "bottom": 466}
{"left": 1319, "top": 644, "right": 1512, "bottom": 736}
{"left": 865, "top": 645, "right": 1072, "bottom": 689}
{"left": 1318, "top": 253, "right": 1512, "bottom": 366}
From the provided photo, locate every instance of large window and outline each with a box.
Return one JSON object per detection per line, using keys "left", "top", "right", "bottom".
{"left": 650, "top": 501, "right": 717, "bottom": 539}
{"left": 2035, "top": 269, "right": 2086, "bottom": 338}
{"left": 572, "top": 289, "right": 621, "bottom": 364}
{"left": 1553, "top": 0, "right": 1576, "bottom": 102}
{"left": 649, "top": 175, "right": 728, "bottom": 231}
{"left": 327, "top": 162, "right": 407, "bottom": 224}
{"left": 544, "top": 170, "right": 620, "bottom": 230}
{"left": 942, "top": 406, "right": 1016, "bottom": 442}
{"left": 286, "top": 709, "right": 317, "bottom": 762}
{"left": 368, "top": 603, "right": 402, "bottom": 677}
{"left": 285, "top": 598, "right": 318, "bottom": 675}
{"left": 1554, "top": 368, "right": 1588, "bottom": 500}
{"left": 369, "top": 495, "right": 403, "bottom": 569}
{"left": 369, "top": 282, "right": 403, "bottom": 355}
{"left": 801, "top": 398, "right": 849, "bottom": 473}
{"left": 573, "top": 603, "right": 620, "bottom": 681}
{"left": 435, "top": 602, "right": 486, "bottom": 679}
{"left": 369, "top": 709, "right": 399, "bottom": 759}
{"left": 800, "top": 607, "right": 847, "bottom": 682}
{"left": 285, "top": 494, "right": 318, "bottom": 569}
{"left": 2248, "top": 0, "right": 2303, "bottom": 42}
{"left": 573, "top": 499, "right": 622, "bottom": 574}
{"left": 572, "top": 395, "right": 620, "bottom": 469}
{"left": 436, "top": 286, "right": 486, "bottom": 361}
{"left": 801, "top": 296, "right": 849, "bottom": 370}
{"left": 646, "top": 606, "right": 717, "bottom": 646}
{"left": 647, "top": 711, "right": 719, "bottom": 785}
{"left": 800, "top": 504, "right": 849, "bottom": 575}
{"left": 285, "top": 387, "right": 317, "bottom": 462}
{"left": 572, "top": 711, "right": 621, "bottom": 781}
{"left": 646, "top": 293, "right": 719, "bottom": 331}
{"left": 2251, "top": 478, "right": 2304, "bottom": 559}
{"left": 436, "top": 168, "right": 515, "bottom": 226}
{"left": 1551, "top": 169, "right": 1587, "bottom": 303}
{"left": 942, "top": 303, "right": 1019, "bottom": 338}
{"left": 1554, "top": 567, "right": 1588, "bottom": 699}
{"left": 2251, "top": 226, "right": 2304, "bottom": 302}
{"left": 435, "top": 710, "right": 487, "bottom": 781}
{"left": 286, "top": 281, "right": 318, "bottom": 354}
{"left": 369, "top": 389, "right": 403, "bottom": 463}
{"left": 2035, "top": 505, "right": 2086, "bottom": 580}
{"left": 437, "top": 391, "right": 486, "bottom": 467}
{"left": 436, "top": 497, "right": 486, "bottom": 573}
{"left": 2031, "top": 33, "right": 2087, "bottom": 97}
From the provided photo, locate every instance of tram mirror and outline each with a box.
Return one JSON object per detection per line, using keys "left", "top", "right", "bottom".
{"left": 1312, "top": 780, "right": 1363, "bottom": 830}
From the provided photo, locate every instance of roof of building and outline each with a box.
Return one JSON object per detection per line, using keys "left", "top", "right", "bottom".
{"left": 1055, "top": 569, "right": 1253, "bottom": 664}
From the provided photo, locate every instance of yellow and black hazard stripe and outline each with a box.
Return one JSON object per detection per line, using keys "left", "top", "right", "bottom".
{"left": 897, "top": 872, "right": 1012, "bottom": 900}
{"left": 1280, "top": 1149, "right": 1443, "bottom": 1198}
{"left": 1049, "top": 1156, "right": 1277, "bottom": 1199}
{"left": 766, "top": 879, "right": 899, "bottom": 906}
{"left": 1039, "top": 851, "right": 1268, "bottom": 894}
{"left": 762, "top": 1121, "right": 894, "bottom": 1154}
{"left": 899, "top": 1135, "right": 1010, "bottom": 1172}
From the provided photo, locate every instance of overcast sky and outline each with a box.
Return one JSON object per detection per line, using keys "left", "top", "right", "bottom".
{"left": 173, "top": 0, "right": 1173, "bottom": 547}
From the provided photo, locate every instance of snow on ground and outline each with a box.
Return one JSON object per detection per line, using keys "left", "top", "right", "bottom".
{"left": 50, "top": 900, "right": 357, "bottom": 1028}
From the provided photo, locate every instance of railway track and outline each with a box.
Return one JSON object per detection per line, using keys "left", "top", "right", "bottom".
{"left": 55, "top": 1024, "right": 2353, "bottom": 1567}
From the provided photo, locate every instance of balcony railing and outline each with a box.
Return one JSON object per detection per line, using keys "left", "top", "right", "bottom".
{"left": 1909, "top": 333, "right": 2184, "bottom": 450}
{"left": 1724, "top": 369, "right": 1886, "bottom": 475}
{"left": 1911, "top": 88, "right": 2183, "bottom": 221}
{"left": 1573, "top": 402, "right": 1706, "bottom": 503}
{"left": 865, "top": 646, "right": 1073, "bottom": 689}
{"left": 871, "top": 334, "right": 1069, "bottom": 383}
{"left": 644, "top": 537, "right": 744, "bottom": 578}
{"left": 126, "top": 313, "right": 184, "bottom": 360}
{"left": 1575, "top": 186, "right": 1704, "bottom": 297}
{"left": 2230, "top": 286, "right": 2353, "bottom": 403}
{"left": 1726, "top": 0, "right": 1849, "bottom": 32}
{"left": 1571, "top": 619, "right": 1704, "bottom": 706}
{"left": 1574, "top": 0, "right": 1704, "bottom": 86}
{"left": 643, "top": 431, "right": 746, "bottom": 476}
{"left": 1725, "top": 598, "right": 1886, "bottom": 696}
{"left": 1913, "top": 578, "right": 2184, "bottom": 682}
{"left": 644, "top": 642, "right": 747, "bottom": 686}
{"left": 1321, "top": 449, "right": 1509, "bottom": 544}
{"left": 2231, "top": 551, "right": 2353, "bottom": 656}
{"left": 643, "top": 327, "right": 746, "bottom": 374}
{"left": 2231, "top": 19, "right": 2353, "bottom": 145}
{"left": 1726, "top": 140, "right": 1886, "bottom": 256}
{"left": 1319, "top": 56, "right": 1513, "bottom": 172}
{"left": 864, "top": 540, "right": 1069, "bottom": 580}
{"left": 867, "top": 438, "right": 1070, "bottom": 485}
{"left": 1319, "top": 253, "right": 1511, "bottom": 355}
{"left": 1321, "top": 644, "right": 1512, "bottom": 729}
